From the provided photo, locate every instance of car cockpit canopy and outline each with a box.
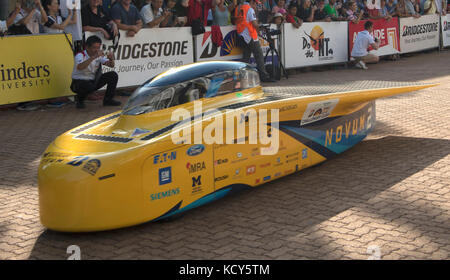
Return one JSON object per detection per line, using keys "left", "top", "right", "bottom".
{"left": 122, "top": 62, "right": 260, "bottom": 116}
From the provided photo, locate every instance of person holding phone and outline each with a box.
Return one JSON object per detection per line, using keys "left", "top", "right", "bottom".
{"left": 71, "top": 35, "right": 121, "bottom": 109}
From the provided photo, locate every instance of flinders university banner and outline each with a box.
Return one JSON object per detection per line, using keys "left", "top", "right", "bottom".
{"left": 0, "top": 34, "right": 74, "bottom": 105}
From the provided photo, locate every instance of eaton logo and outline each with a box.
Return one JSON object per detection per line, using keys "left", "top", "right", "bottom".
{"left": 158, "top": 167, "right": 172, "bottom": 185}
{"left": 153, "top": 151, "right": 177, "bottom": 164}
{"left": 187, "top": 144, "right": 205, "bottom": 156}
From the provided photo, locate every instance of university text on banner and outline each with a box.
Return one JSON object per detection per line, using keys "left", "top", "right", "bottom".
{"left": 399, "top": 14, "right": 440, "bottom": 53}
{"left": 0, "top": 34, "right": 74, "bottom": 105}
{"left": 348, "top": 18, "right": 400, "bottom": 57}
{"left": 85, "top": 27, "right": 194, "bottom": 88}
{"left": 283, "top": 22, "right": 348, "bottom": 69}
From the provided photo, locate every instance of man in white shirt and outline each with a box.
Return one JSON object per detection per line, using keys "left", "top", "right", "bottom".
{"left": 71, "top": 35, "right": 121, "bottom": 108}
{"left": 350, "top": 21, "right": 380, "bottom": 70}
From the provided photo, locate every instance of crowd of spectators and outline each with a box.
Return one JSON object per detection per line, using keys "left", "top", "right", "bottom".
{"left": 1, "top": 0, "right": 449, "bottom": 37}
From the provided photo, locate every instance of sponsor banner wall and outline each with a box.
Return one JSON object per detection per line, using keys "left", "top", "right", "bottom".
{"left": 283, "top": 22, "right": 348, "bottom": 68}
{"left": 349, "top": 18, "right": 400, "bottom": 57}
{"left": 399, "top": 14, "right": 440, "bottom": 53}
{"left": 0, "top": 34, "right": 74, "bottom": 105}
{"left": 442, "top": 14, "right": 450, "bottom": 47}
{"left": 86, "top": 27, "right": 194, "bottom": 88}
{"left": 194, "top": 25, "right": 279, "bottom": 64}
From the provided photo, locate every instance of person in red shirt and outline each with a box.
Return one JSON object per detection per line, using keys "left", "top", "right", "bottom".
{"left": 285, "top": 3, "right": 302, "bottom": 28}
{"left": 188, "top": 0, "right": 212, "bottom": 26}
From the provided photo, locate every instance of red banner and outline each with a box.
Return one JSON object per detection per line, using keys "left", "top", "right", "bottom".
{"left": 348, "top": 18, "right": 400, "bottom": 57}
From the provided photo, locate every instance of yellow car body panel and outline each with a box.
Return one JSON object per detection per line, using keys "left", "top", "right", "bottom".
{"left": 38, "top": 61, "right": 435, "bottom": 232}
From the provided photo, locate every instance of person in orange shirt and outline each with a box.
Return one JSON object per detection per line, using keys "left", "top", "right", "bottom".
{"left": 235, "top": 0, "right": 273, "bottom": 82}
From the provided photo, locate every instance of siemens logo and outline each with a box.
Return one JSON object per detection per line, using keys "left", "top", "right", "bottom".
{"left": 402, "top": 23, "right": 438, "bottom": 37}
{"left": 150, "top": 188, "right": 180, "bottom": 201}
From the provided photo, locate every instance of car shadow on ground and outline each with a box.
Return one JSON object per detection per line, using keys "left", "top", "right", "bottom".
{"left": 27, "top": 136, "right": 450, "bottom": 259}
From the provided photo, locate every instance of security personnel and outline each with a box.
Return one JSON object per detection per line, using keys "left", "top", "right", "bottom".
{"left": 234, "top": 0, "right": 272, "bottom": 82}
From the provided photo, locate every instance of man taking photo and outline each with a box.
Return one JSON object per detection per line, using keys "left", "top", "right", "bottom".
{"left": 234, "top": 0, "right": 273, "bottom": 82}
{"left": 71, "top": 35, "right": 121, "bottom": 109}
{"left": 350, "top": 20, "right": 380, "bottom": 70}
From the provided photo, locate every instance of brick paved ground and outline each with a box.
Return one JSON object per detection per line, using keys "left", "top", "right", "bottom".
{"left": 0, "top": 51, "right": 449, "bottom": 260}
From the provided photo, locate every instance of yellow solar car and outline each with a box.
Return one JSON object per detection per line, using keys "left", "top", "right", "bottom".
{"left": 38, "top": 61, "right": 433, "bottom": 232}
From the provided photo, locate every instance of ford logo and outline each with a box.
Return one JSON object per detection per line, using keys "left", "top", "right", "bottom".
{"left": 187, "top": 144, "right": 205, "bottom": 156}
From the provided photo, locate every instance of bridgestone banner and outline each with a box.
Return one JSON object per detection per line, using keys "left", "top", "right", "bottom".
{"left": 283, "top": 22, "right": 348, "bottom": 68}
{"left": 85, "top": 27, "right": 194, "bottom": 88}
{"left": 441, "top": 14, "right": 450, "bottom": 47}
{"left": 399, "top": 14, "right": 440, "bottom": 53}
{"left": 349, "top": 18, "right": 400, "bottom": 57}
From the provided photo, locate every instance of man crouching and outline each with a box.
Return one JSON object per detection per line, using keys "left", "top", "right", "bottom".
{"left": 71, "top": 35, "right": 121, "bottom": 109}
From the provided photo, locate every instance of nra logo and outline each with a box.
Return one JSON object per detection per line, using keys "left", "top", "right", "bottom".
{"left": 186, "top": 161, "right": 206, "bottom": 173}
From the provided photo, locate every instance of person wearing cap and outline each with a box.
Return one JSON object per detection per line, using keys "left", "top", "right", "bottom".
{"left": 234, "top": 0, "right": 273, "bottom": 82}
{"left": 272, "top": 12, "right": 284, "bottom": 24}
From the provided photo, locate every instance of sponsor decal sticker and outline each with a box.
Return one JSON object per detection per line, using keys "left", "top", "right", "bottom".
{"left": 302, "top": 148, "right": 308, "bottom": 159}
{"left": 186, "top": 161, "right": 206, "bottom": 173}
{"left": 215, "top": 175, "right": 229, "bottom": 182}
{"left": 192, "top": 175, "right": 203, "bottom": 195}
{"left": 246, "top": 165, "right": 256, "bottom": 175}
{"left": 159, "top": 167, "right": 172, "bottom": 185}
{"left": 214, "top": 158, "right": 229, "bottom": 165}
{"left": 82, "top": 159, "right": 101, "bottom": 176}
{"left": 150, "top": 187, "right": 180, "bottom": 201}
{"left": 153, "top": 151, "right": 177, "bottom": 164}
{"left": 187, "top": 144, "right": 205, "bottom": 156}
{"left": 301, "top": 99, "right": 339, "bottom": 125}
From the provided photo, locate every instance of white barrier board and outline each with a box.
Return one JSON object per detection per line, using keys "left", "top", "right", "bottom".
{"left": 85, "top": 27, "right": 194, "bottom": 87}
{"left": 194, "top": 25, "right": 279, "bottom": 64}
{"left": 441, "top": 14, "right": 450, "bottom": 47}
{"left": 283, "top": 22, "right": 348, "bottom": 68}
{"left": 399, "top": 14, "right": 440, "bottom": 53}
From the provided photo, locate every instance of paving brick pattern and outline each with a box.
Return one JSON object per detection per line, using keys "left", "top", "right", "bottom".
{"left": 0, "top": 51, "right": 449, "bottom": 260}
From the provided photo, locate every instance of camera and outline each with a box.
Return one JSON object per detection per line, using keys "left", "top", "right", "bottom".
{"left": 259, "top": 24, "right": 281, "bottom": 37}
